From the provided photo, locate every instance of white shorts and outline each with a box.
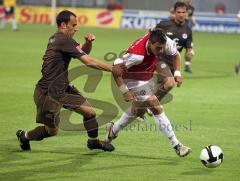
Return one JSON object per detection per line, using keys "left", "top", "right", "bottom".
{"left": 124, "top": 79, "right": 154, "bottom": 101}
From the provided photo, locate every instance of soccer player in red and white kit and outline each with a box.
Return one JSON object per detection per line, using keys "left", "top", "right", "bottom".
{"left": 105, "top": 28, "right": 191, "bottom": 157}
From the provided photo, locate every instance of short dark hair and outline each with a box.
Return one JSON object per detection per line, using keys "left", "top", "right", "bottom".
{"left": 149, "top": 28, "right": 167, "bottom": 44}
{"left": 56, "top": 10, "right": 76, "bottom": 27}
{"left": 174, "top": 1, "right": 188, "bottom": 11}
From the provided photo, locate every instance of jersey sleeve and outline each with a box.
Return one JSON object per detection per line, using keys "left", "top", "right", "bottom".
{"left": 164, "top": 37, "right": 178, "bottom": 56}
{"left": 60, "top": 38, "right": 86, "bottom": 59}
{"left": 114, "top": 53, "right": 144, "bottom": 69}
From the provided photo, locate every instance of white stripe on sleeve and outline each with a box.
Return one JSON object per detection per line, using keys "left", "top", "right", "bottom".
{"left": 122, "top": 53, "right": 144, "bottom": 69}
{"left": 165, "top": 37, "right": 178, "bottom": 56}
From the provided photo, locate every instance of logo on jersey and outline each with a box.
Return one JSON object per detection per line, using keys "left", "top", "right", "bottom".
{"left": 182, "top": 33, "right": 188, "bottom": 39}
{"left": 139, "top": 90, "right": 146, "bottom": 96}
{"left": 160, "top": 63, "right": 167, "bottom": 69}
{"left": 167, "top": 32, "right": 173, "bottom": 36}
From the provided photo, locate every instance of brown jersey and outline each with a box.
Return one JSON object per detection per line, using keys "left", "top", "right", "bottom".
{"left": 37, "top": 31, "right": 86, "bottom": 95}
{"left": 156, "top": 19, "right": 192, "bottom": 53}
{"left": 156, "top": 19, "right": 193, "bottom": 69}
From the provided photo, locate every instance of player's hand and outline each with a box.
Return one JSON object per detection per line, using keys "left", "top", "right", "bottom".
{"left": 174, "top": 76, "right": 183, "bottom": 87}
{"left": 84, "top": 34, "right": 96, "bottom": 43}
{"left": 112, "top": 63, "right": 126, "bottom": 77}
{"left": 123, "top": 91, "right": 136, "bottom": 102}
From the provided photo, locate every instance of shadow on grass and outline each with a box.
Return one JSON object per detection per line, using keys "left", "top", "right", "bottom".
{"left": 0, "top": 139, "right": 184, "bottom": 180}
{"left": 0, "top": 140, "right": 100, "bottom": 180}
{"left": 184, "top": 73, "right": 233, "bottom": 80}
{"left": 181, "top": 167, "right": 215, "bottom": 175}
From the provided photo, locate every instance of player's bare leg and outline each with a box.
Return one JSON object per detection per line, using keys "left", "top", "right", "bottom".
{"left": 184, "top": 50, "right": 194, "bottom": 73}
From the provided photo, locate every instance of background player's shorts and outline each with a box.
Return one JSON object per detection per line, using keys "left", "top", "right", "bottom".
{"left": 4, "top": 6, "right": 14, "bottom": 15}
{"left": 34, "top": 85, "right": 86, "bottom": 128}
{"left": 156, "top": 61, "right": 174, "bottom": 85}
{"left": 124, "top": 79, "right": 154, "bottom": 101}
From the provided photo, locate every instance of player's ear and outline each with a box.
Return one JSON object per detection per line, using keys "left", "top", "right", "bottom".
{"left": 60, "top": 22, "right": 67, "bottom": 29}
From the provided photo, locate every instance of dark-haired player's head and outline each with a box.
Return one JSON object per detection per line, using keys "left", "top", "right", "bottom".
{"left": 173, "top": 1, "right": 188, "bottom": 25}
{"left": 56, "top": 10, "right": 78, "bottom": 38}
{"left": 174, "top": 1, "right": 188, "bottom": 11}
{"left": 148, "top": 28, "right": 167, "bottom": 57}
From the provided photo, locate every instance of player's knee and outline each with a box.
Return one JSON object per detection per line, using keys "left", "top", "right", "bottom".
{"left": 75, "top": 106, "right": 96, "bottom": 118}
{"left": 146, "top": 96, "right": 162, "bottom": 115}
{"left": 83, "top": 110, "right": 96, "bottom": 118}
{"left": 164, "top": 78, "right": 175, "bottom": 91}
{"left": 149, "top": 105, "right": 163, "bottom": 115}
{"left": 45, "top": 126, "right": 59, "bottom": 136}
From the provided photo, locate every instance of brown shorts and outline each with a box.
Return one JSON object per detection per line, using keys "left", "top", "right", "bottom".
{"left": 156, "top": 61, "right": 174, "bottom": 85}
{"left": 34, "top": 85, "right": 86, "bottom": 128}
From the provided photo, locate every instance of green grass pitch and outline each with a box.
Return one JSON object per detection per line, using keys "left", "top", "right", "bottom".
{"left": 0, "top": 24, "right": 240, "bottom": 180}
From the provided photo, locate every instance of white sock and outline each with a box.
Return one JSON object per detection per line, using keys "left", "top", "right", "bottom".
{"left": 112, "top": 107, "right": 136, "bottom": 135}
{"left": 12, "top": 19, "right": 17, "bottom": 30}
{"left": 154, "top": 112, "right": 180, "bottom": 147}
{"left": 185, "top": 61, "right": 191, "bottom": 66}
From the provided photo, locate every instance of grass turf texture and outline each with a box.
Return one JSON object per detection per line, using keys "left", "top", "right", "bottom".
{"left": 0, "top": 24, "right": 240, "bottom": 180}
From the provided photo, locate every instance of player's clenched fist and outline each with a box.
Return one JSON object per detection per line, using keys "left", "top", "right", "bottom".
{"left": 84, "top": 34, "right": 96, "bottom": 43}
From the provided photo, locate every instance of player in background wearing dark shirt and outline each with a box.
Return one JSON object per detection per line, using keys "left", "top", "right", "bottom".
{"left": 16, "top": 10, "right": 116, "bottom": 152}
{"left": 169, "top": 0, "right": 196, "bottom": 29}
{"left": 153, "top": 1, "right": 194, "bottom": 105}
{"left": 158, "top": 1, "right": 194, "bottom": 74}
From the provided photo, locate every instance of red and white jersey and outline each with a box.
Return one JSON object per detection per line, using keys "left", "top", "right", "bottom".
{"left": 114, "top": 33, "right": 178, "bottom": 81}
{"left": 0, "top": 7, "right": 5, "bottom": 19}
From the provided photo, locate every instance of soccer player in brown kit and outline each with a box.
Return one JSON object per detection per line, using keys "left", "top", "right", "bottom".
{"left": 159, "top": 1, "right": 194, "bottom": 74}
{"left": 16, "top": 10, "right": 115, "bottom": 152}
{"left": 150, "top": 1, "right": 195, "bottom": 108}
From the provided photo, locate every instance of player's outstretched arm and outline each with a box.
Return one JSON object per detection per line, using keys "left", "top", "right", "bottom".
{"left": 79, "top": 54, "right": 112, "bottom": 72}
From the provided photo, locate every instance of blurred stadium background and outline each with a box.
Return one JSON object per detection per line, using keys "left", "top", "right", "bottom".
{"left": 0, "top": 0, "right": 240, "bottom": 181}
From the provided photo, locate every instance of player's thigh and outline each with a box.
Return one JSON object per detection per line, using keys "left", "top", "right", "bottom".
{"left": 58, "top": 86, "right": 95, "bottom": 117}
{"left": 145, "top": 95, "right": 162, "bottom": 115}
{"left": 156, "top": 61, "right": 175, "bottom": 89}
{"left": 131, "top": 100, "right": 146, "bottom": 116}
{"left": 126, "top": 79, "right": 154, "bottom": 102}
{"left": 156, "top": 61, "right": 173, "bottom": 84}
